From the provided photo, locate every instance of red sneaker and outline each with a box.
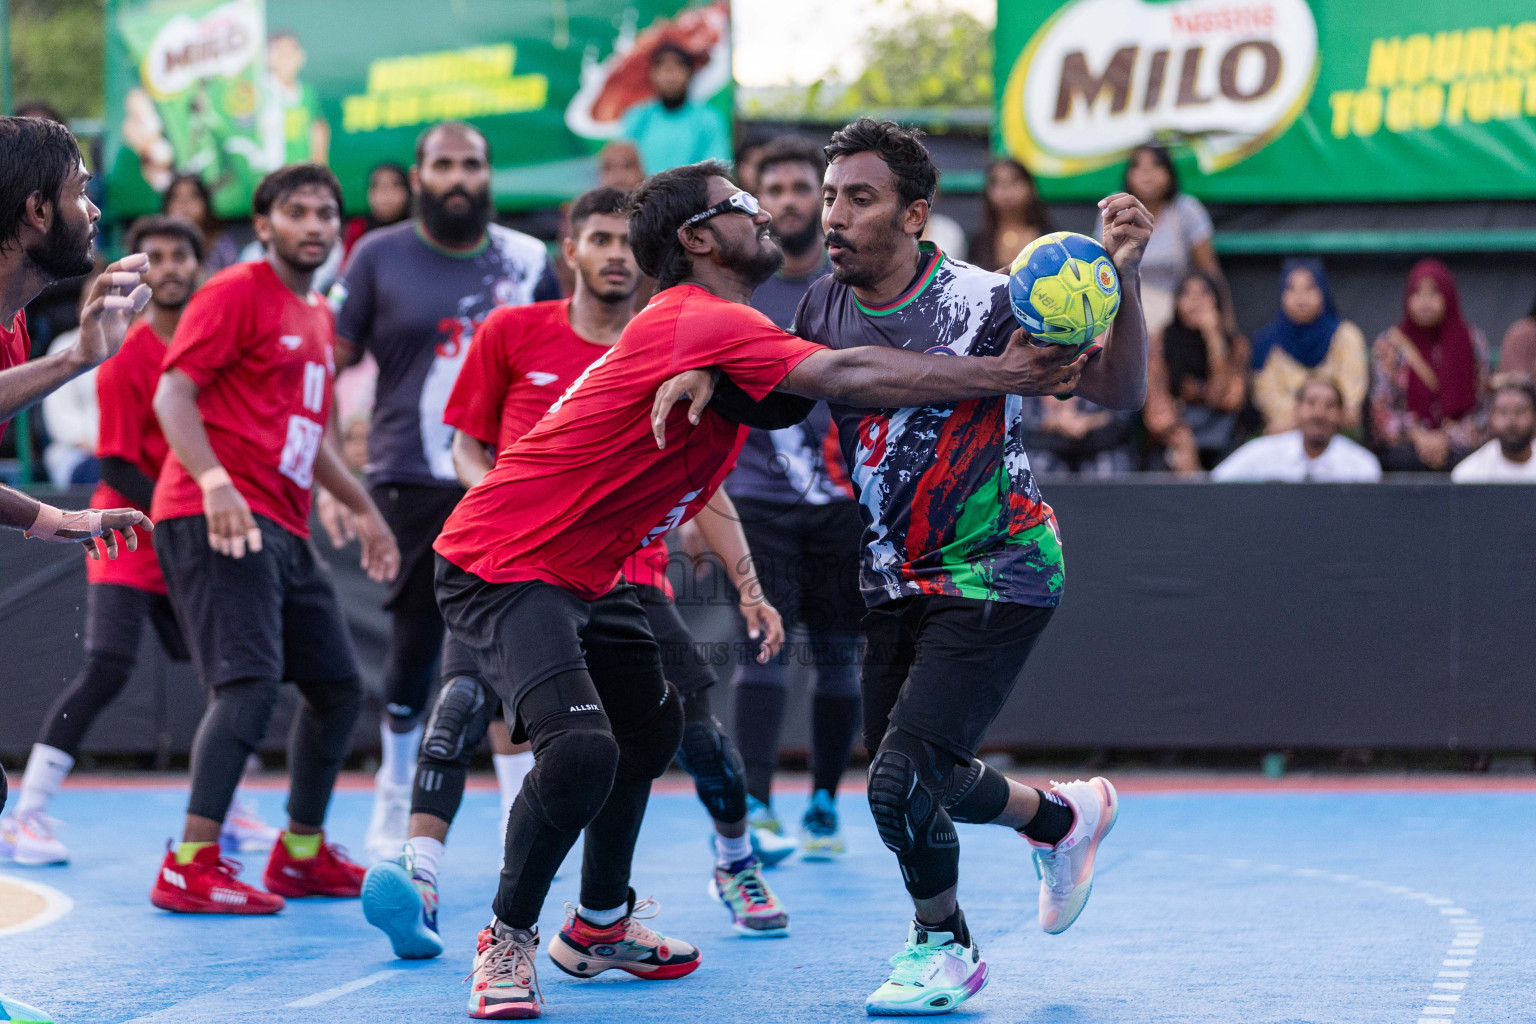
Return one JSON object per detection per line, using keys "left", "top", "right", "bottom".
{"left": 150, "top": 842, "right": 285, "bottom": 915}
{"left": 263, "top": 834, "right": 366, "bottom": 898}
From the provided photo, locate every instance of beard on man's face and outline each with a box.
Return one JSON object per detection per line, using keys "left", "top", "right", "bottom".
{"left": 28, "top": 212, "right": 95, "bottom": 281}
{"left": 417, "top": 183, "right": 493, "bottom": 247}
{"left": 720, "top": 227, "right": 784, "bottom": 287}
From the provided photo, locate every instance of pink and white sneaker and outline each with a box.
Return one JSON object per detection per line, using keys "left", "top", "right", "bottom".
{"left": 0, "top": 811, "right": 68, "bottom": 866}
{"left": 220, "top": 797, "right": 280, "bottom": 853}
{"left": 1027, "top": 777, "right": 1118, "bottom": 935}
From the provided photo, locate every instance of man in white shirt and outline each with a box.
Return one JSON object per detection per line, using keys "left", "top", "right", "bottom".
{"left": 1212, "top": 376, "right": 1381, "bottom": 482}
{"left": 1451, "top": 376, "right": 1536, "bottom": 482}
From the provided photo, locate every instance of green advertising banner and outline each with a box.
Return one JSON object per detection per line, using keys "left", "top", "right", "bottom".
{"left": 105, "top": 0, "right": 732, "bottom": 218}
{"left": 995, "top": 0, "right": 1536, "bottom": 201}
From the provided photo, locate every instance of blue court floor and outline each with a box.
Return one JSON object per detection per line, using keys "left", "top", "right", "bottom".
{"left": 2, "top": 777, "right": 1532, "bottom": 1023}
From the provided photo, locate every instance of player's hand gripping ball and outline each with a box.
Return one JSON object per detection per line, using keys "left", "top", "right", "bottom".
{"left": 1007, "top": 231, "right": 1121, "bottom": 347}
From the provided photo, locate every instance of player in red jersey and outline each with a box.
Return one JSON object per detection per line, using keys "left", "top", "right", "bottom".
{"left": 2, "top": 215, "right": 272, "bottom": 863}
{"left": 147, "top": 165, "right": 400, "bottom": 916}
{"left": 436, "top": 161, "right": 1082, "bottom": 1019}
{"left": 361, "top": 189, "right": 789, "bottom": 967}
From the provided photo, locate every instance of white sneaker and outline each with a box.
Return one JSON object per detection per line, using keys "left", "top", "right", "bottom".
{"left": 865, "top": 917, "right": 988, "bottom": 1016}
{"left": 0, "top": 811, "right": 69, "bottom": 866}
{"left": 220, "top": 797, "right": 280, "bottom": 853}
{"left": 364, "top": 778, "right": 411, "bottom": 863}
{"left": 1028, "top": 776, "right": 1119, "bottom": 935}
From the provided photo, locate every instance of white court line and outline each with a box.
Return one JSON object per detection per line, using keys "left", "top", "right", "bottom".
{"left": 0, "top": 872, "right": 74, "bottom": 936}
{"left": 285, "top": 971, "right": 401, "bottom": 1008}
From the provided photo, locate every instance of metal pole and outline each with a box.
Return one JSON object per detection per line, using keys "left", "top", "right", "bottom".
{"left": 1, "top": 0, "right": 11, "bottom": 116}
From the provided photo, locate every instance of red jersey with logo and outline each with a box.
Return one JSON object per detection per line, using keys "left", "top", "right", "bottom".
{"left": 444, "top": 298, "right": 675, "bottom": 595}
{"left": 435, "top": 285, "right": 822, "bottom": 599}
{"left": 88, "top": 320, "right": 172, "bottom": 593}
{"left": 0, "top": 312, "right": 30, "bottom": 434}
{"left": 152, "top": 262, "right": 335, "bottom": 538}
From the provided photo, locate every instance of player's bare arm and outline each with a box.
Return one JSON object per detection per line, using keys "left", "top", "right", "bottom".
{"left": 450, "top": 428, "right": 497, "bottom": 488}
{"left": 154, "top": 367, "right": 264, "bottom": 559}
{"left": 689, "top": 489, "right": 784, "bottom": 663}
{"left": 0, "top": 484, "right": 150, "bottom": 559}
{"left": 1071, "top": 192, "right": 1153, "bottom": 411}
{"left": 0, "top": 254, "right": 151, "bottom": 425}
{"left": 312, "top": 421, "right": 400, "bottom": 584}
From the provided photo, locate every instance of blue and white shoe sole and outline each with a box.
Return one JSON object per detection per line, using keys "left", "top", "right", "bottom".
{"left": 865, "top": 962, "right": 989, "bottom": 1016}
{"left": 361, "top": 861, "right": 443, "bottom": 960}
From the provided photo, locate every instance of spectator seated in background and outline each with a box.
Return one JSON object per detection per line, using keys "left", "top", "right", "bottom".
{"left": 597, "top": 139, "right": 645, "bottom": 190}
{"left": 1023, "top": 395, "right": 1137, "bottom": 477}
{"left": 1104, "top": 142, "right": 1232, "bottom": 335}
{"left": 1144, "top": 271, "right": 1250, "bottom": 473}
{"left": 620, "top": 42, "right": 730, "bottom": 174}
{"left": 1370, "top": 259, "right": 1489, "bottom": 472}
{"left": 162, "top": 173, "right": 240, "bottom": 273}
{"left": 1498, "top": 290, "right": 1536, "bottom": 379}
{"left": 1451, "top": 375, "right": 1536, "bottom": 482}
{"left": 343, "top": 162, "right": 411, "bottom": 259}
{"left": 1212, "top": 377, "right": 1381, "bottom": 482}
{"left": 969, "top": 158, "right": 1051, "bottom": 273}
{"left": 1251, "top": 258, "right": 1368, "bottom": 435}
{"left": 39, "top": 267, "right": 104, "bottom": 486}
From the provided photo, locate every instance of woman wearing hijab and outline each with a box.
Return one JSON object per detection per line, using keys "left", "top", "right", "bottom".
{"left": 1144, "top": 270, "right": 1250, "bottom": 473}
{"left": 1252, "top": 259, "right": 1368, "bottom": 433}
{"left": 1369, "top": 259, "right": 1490, "bottom": 471}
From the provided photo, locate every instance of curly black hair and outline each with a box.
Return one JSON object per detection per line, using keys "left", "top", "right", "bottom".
{"left": 252, "top": 162, "right": 343, "bottom": 218}
{"left": 823, "top": 117, "right": 938, "bottom": 211}
{"left": 0, "top": 115, "right": 81, "bottom": 254}
{"left": 626, "top": 160, "right": 733, "bottom": 289}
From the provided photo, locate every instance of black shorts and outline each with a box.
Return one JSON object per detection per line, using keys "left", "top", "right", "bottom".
{"left": 734, "top": 497, "right": 865, "bottom": 635}
{"left": 156, "top": 515, "right": 360, "bottom": 689}
{"left": 861, "top": 595, "right": 1055, "bottom": 763}
{"left": 434, "top": 556, "right": 664, "bottom": 731}
{"left": 84, "top": 582, "right": 189, "bottom": 661}
{"left": 635, "top": 583, "right": 717, "bottom": 697}
{"left": 370, "top": 482, "right": 464, "bottom": 610}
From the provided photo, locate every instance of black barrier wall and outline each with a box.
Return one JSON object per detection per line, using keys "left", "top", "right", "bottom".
{"left": 1, "top": 482, "right": 1533, "bottom": 760}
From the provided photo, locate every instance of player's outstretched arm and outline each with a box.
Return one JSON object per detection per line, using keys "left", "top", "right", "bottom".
{"left": 312, "top": 425, "right": 400, "bottom": 584}
{"left": 0, "top": 483, "right": 151, "bottom": 559}
{"left": 1073, "top": 193, "right": 1153, "bottom": 411}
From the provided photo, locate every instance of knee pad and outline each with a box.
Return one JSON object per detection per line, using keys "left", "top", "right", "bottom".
{"left": 867, "top": 746, "right": 938, "bottom": 855}
{"left": 674, "top": 720, "right": 748, "bottom": 823}
{"left": 421, "top": 675, "right": 494, "bottom": 767}
{"left": 523, "top": 727, "right": 620, "bottom": 834}
{"left": 612, "top": 682, "right": 685, "bottom": 783}
{"left": 208, "top": 678, "right": 282, "bottom": 751}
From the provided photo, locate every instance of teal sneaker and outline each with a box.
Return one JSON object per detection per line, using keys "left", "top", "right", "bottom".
{"left": 800, "top": 789, "right": 846, "bottom": 861}
{"left": 865, "top": 917, "right": 988, "bottom": 1016}
{"left": 361, "top": 846, "right": 443, "bottom": 959}
{"left": 0, "top": 993, "right": 53, "bottom": 1023}
{"left": 746, "top": 796, "right": 797, "bottom": 867}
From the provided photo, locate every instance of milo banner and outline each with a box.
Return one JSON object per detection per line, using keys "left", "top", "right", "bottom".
{"left": 105, "top": 0, "right": 732, "bottom": 218}
{"left": 996, "top": 0, "right": 1536, "bottom": 201}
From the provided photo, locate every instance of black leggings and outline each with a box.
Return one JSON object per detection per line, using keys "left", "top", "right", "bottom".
{"left": 381, "top": 554, "right": 447, "bottom": 731}
{"left": 187, "top": 675, "right": 363, "bottom": 828}
{"left": 40, "top": 653, "right": 136, "bottom": 756}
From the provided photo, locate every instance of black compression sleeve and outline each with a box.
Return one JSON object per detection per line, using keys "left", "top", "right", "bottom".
{"left": 709, "top": 373, "right": 816, "bottom": 429}
{"left": 98, "top": 455, "right": 155, "bottom": 508}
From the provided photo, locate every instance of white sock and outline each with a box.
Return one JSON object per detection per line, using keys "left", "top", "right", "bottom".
{"left": 407, "top": 835, "right": 445, "bottom": 884}
{"left": 379, "top": 721, "right": 423, "bottom": 788}
{"left": 493, "top": 752, "right": 535, "bottom": 821}
{"left": 577, "top": 902, "right": 626, "bottom": 927}
{"left": 16, "top": 743, "right": 74, "bottom": 816}
{"left": 714, "top": 830, "right": 752, "bottom": 869}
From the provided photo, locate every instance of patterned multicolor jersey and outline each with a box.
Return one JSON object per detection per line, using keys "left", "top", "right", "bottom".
{"left": 792, "top": 242, "right": 1066, "bottom": 609}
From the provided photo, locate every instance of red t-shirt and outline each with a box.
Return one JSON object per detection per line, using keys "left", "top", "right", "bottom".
{"left": 152, "top": 262, "right": 336, "bottom": 538}
{"left": 0, "top": 312, "right": 31, "bottom": 434}
{"left": 434, "top": 285, "right": 822, "bottom": 599}
{"left": 88, "top": 320, "right": 172, "bottom": 593}
{"left": 444, "top": 298, "right": 675, "bottom": 595}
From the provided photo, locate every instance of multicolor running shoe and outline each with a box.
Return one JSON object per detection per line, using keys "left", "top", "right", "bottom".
{"left": 800, "top": 789, "right": 846, "bottom": 861}
{"left": 219, "top": 797, "right": 280, "bottom": 853}
{"left": 709, "top": 855, "right": 789, "bottom": 937}
{"left": 865, "top": 917, "right": 988, "bottom": 1017}
{"left": 363, "top": 846, "right": 443, "bottom": 959}
{"left": 0, "top": 811, "right": 67, "bottom": 866}
{"left": 466, "top": 920, "right": 541, "bottom": 1020}
{"left": 1026, "top": 776, "right": 1119, "bottom": 935}
{"left": 548, "top": 891, "right": 701, "bottom": 980}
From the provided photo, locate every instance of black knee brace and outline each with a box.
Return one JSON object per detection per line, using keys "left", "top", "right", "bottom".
{"left": 611, "top": 681, "right": 684, "bottom": 784}
{"left": 675, "top": 720, "right": 748, "bottom": 823}
{"left": 944, "top": 756, "right": 1010, "bottom": 825}
{"left": 421, "top": 675, "right": 495, "bottom": 766}
{"left": 524, "top": 726, "right": 621, "bottom": 834}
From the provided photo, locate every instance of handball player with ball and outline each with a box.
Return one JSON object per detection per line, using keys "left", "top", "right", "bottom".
{"left": 660, "top": 118, "right": 1154, "bottom": 1017}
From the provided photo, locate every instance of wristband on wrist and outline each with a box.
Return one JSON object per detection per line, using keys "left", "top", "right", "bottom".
{"left": 197, "top": 466, "right": 234, "bottom": 494}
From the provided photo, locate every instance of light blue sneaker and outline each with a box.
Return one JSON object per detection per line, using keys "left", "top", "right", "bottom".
{"left": 801, "top": 789, "right": 846, "bottom": 861}
{"left": 747, "top": 796, "right": 797, "bottom": 867}
{"left": 361, "top": 846, "right": 443, "bottom": 959}
{"left": 0, "top": 992, "right": 54, "bottom": 1023}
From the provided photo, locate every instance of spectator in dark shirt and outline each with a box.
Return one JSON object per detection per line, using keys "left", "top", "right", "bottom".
{"left": 1144, "top": 271, "right": 1249, "bottom": 472}
{"left": 342, "top": 162, "right": 411, "bottom": 259}
{"left": 969, "top": 158, "right": 1050, "bottom": 273}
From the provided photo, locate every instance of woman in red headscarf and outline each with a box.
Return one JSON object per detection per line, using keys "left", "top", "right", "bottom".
{"left": 1369, "top": 259, "right": 1490, "bottom": 471}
